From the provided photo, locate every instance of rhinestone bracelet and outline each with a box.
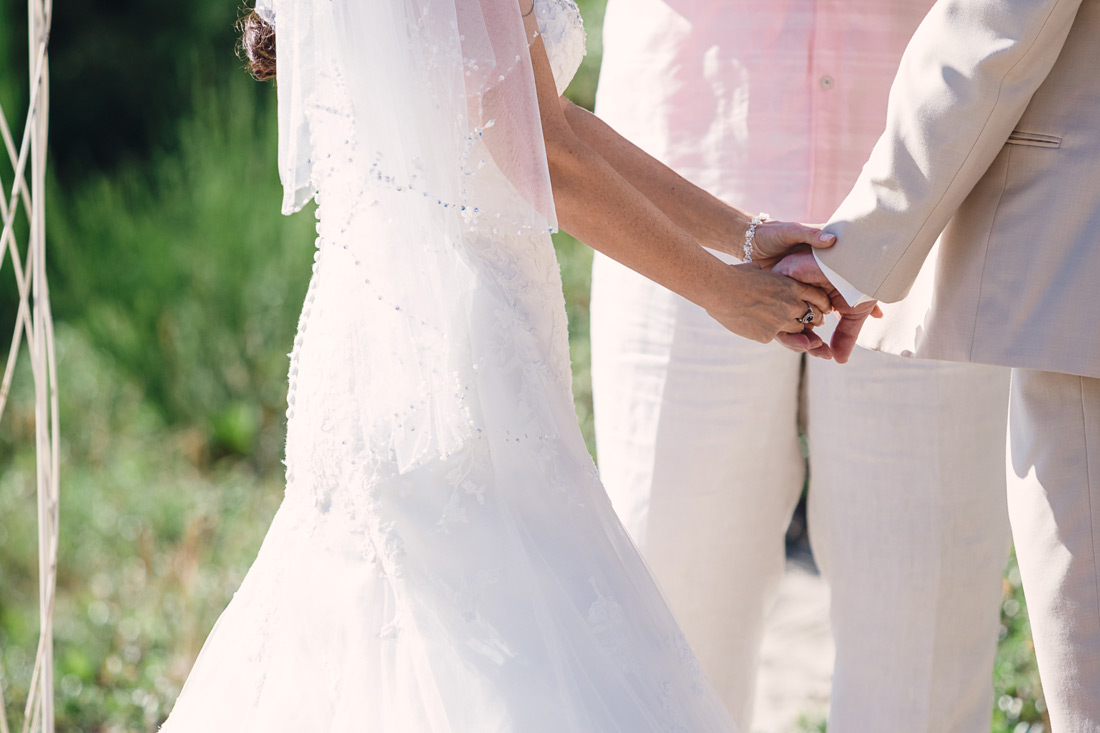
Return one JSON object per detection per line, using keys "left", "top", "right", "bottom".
{"left": 742, "top": 213, "right": 770, "bottom": 263}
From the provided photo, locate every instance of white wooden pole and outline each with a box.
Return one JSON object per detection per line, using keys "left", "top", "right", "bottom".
{"left": 30, "top": 0, "right": 56, "bottom": 730}
{"left": 0, "top": 0, "right": 55, "bottom": 731}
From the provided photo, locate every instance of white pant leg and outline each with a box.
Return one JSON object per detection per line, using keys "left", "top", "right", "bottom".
{"left": 590, "top": 252, "right": 804, "bottom": 729}
{"left": 1007, "top": 369, "right": 1100, "bottom": 732}
{"left": 806, "top": 347, "right": 1012, "bottom": 733}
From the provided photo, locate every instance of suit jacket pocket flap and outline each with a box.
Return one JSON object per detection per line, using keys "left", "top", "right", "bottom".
{"left": 1006, "top": 131, "right": 1062, "bottom": 148}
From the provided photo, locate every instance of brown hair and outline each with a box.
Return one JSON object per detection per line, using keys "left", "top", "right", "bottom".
{"left": 237, "top": 8, "right": 277, "bottom": 81}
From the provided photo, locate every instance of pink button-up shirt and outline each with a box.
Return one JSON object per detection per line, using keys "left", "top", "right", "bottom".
{"left": 596, "top": 0, "right": 936, "bottom": 227}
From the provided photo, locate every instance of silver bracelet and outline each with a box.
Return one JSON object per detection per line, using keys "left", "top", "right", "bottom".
{"left": 742, "top": 212, "right": 770, "bottom": 263}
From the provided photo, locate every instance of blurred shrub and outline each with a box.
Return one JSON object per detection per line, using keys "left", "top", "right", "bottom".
{"left": 553, "top": 232, "right": 595, "bottom": 452}
{"left": 0, "top": 325, "right": 283, "bottom": 732}
{"left": 0, "top": 0, "right": 30, "bottom": 340}
{"left": 46, "top": 78, "right": 314, "bottom": 464}
{"left": 0, "top": 0, "right": 24, "bottom": 116}
{"left": 568, "top": 0, "right": 607, "bottom": 111}
{"left": 0, "top": 0, "right": 244, "bottom": 184}
{"left": 993, "top": 554, "right": 1047, "bottom": 732}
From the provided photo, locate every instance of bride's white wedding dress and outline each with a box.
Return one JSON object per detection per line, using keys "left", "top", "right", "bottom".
{"left": 161, "top": 1, "right": 736, "bottom": 730}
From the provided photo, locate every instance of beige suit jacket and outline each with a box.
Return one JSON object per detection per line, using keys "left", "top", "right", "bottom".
{"left": 819, "top": 0, "right": 1100, "bottom": 379}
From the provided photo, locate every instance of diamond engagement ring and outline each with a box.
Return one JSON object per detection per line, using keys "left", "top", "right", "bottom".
{"left": 798, "top": 305, "right": 815, "bottom": 325}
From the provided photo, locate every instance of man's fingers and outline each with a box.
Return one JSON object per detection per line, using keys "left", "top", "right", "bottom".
{"left": 830, "top": 313, "right": 870, "bottom": 363}
{"left": 871, "top": 303, "right": 884, "bottom": 318}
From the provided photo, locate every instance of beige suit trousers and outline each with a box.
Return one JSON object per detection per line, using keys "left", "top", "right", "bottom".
{"left": 591, "top": 253, "right": 1013, "bottom": 731}
{"left": 1007, "top": 370, "right": 1100, "bottom": 731}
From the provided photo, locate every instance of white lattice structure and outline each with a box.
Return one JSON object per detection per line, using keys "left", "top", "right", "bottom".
{"left": 0, "top": 0, "right": 57, "bottom": 731}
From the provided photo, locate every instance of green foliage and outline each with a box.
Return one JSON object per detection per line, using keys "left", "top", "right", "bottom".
{"left": 795, "top": 714, "right": 828, "bottom": 733}
{"left": 0, "top": 0, "right": 29, "bottom": 333}
{"left": 0, "top": 0, "right": 24, "bottom": 117}
{"left": 14, "top": 0, "right": 245, "bottom": 182}
{"left": 567, "top": 0, "right": 608, "bottom": 111}
{"left": 46, "top": 78, "right": 314, "bottom": 464}
{"left": 1, "top": 327, "right": 283, "bottom": 732}
{"left": 992, "top": 555, "right": 1047, "bottom": 732}
{"left": 556, "top": 0, "right": 605, "bottom": 452}
{"left": 553, "top": 232, "right": 596, "bottom": 453}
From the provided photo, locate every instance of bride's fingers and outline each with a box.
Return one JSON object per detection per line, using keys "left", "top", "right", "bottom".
{"left": 778, "top": 302, "right": 824, "bottom": 335}
{"left": 830, "top": 313, "right": 871, "bottom": 364}
{"left": 807, "top": 340, "right": 834, "bottom": 360}
{"left": 755, "top": 222, "right": 834, "bottom": 261}
{"left": 776, "top": 330, "right": 833, "bottom": 359}
{"left": 799, "top": 303, "right": 823, "bottom": 327}
{"left": 802, "top": 329, "right": 834, "bottom": 360}
{"left": 767, "top": 221, "right": 835, "bottom": 247}
{"left": 775, "top": 332, "right": 812, "bottom": 353}
{"left": 789, "top": 223, "right": 836, "bottom": 249}
{"left": 795, "top": 282, "right": 832, "bottom": 316}
{"left": 800, "top": 327, "right": 827, "bottom": 352}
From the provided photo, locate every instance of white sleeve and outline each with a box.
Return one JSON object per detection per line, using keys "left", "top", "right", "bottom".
{"left": 814, "top": 251, "right": 874, "bottom": 307}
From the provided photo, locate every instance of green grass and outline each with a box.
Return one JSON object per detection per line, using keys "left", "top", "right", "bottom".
{"left": 992, "top": 555, "right": 1048, "bottom": 732}
{"left": 1, "top": 327, "right": 284, "bottom": 732}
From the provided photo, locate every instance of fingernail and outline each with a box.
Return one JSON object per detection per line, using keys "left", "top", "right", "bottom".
{"left": 819, "top": 233, "right": 836, "bottom": 243}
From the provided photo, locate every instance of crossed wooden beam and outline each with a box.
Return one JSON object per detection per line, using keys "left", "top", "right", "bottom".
{"left": 0, "top": 1, "right": 59, "bottom": 731}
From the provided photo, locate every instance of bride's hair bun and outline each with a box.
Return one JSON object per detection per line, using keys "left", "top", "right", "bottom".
{"left": 237, "top": 8, "right": 277, "bottom": 81}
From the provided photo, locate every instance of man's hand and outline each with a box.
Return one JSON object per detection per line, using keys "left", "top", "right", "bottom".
{"left": 773, "top": 251, "right": 881, "bottom": 363}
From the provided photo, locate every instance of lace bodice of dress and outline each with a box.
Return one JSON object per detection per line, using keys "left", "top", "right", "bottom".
{"left": 534, "top": 0, "right": 587, "bottom": 95}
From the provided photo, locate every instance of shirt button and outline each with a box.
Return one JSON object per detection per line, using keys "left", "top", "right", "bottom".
{"left": 820, "top": 75, "right": 835, "bottom": 90}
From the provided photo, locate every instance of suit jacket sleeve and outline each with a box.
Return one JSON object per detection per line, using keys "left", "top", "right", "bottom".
{"left": 818, "top": 0, "right": 1084, "bottom": 303}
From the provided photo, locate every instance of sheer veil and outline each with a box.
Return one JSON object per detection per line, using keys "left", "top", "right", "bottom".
{"left": 255, "top": 0, "right": 558, "bottom": 471}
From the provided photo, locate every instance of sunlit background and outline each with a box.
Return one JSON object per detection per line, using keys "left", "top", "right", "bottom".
{"left": 0, "top": 1, "right": 1044, "bottom": 730}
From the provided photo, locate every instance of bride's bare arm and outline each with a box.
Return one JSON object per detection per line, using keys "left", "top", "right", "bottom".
{"left": 559, "top": 100, "right": 833, "bottom": 264}
{"left": 518, "top": 8, "right": 831, "bottom": 347}
{"left": 560, "top": 98, "right": 747, "bottom": 253}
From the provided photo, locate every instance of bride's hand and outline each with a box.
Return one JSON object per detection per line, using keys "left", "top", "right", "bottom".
{"left": 748, "top": 220, "right": 836, "bottom": 270}
{"left": 701, "top": 264, "right": 835, "bottom": 351}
